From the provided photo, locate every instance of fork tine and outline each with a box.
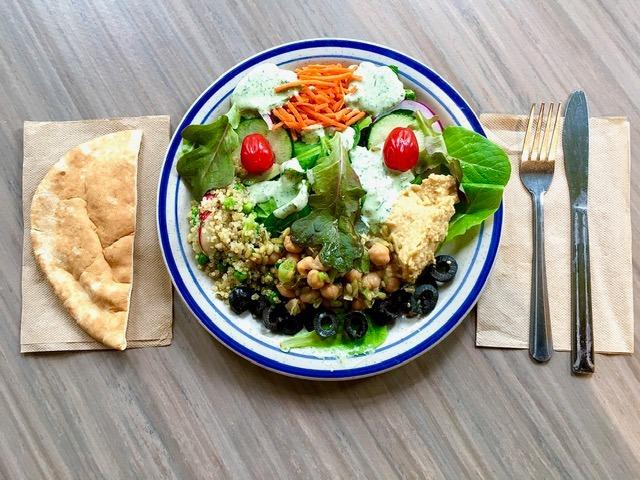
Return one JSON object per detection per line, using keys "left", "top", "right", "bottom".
{"left": 532, "top": 103, "right": 545, "bottom": 161}
{"left": 521, "top": 103, "right": 537, "bottom": 163}
{"left": 539, "top": 103, "right": 555, "bottom": 162}
{"left": 546, "top": 102, "right": 562, "bottom": 162}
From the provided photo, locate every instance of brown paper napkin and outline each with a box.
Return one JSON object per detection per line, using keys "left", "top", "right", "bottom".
{"left": 477, "top": 114, "right": 633, "bottom": 353}
{"left": 21, "top": 116, "right": 173, "bottom": 352}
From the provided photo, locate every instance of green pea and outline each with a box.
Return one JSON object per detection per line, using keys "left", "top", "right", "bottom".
{"left": 233, "top": 270, "right": 249, "bottom": 282}
{"left": 190, "top": 206, "right": 199, "bottom": 226}
{"left": 222, "top": 198, "right": 237, "bottom": 210}
{"left": 242, "top": 202, "right": 254, "bottom": 214}
{"left": 196, "top": 253, "right": 209, "bottom": 266}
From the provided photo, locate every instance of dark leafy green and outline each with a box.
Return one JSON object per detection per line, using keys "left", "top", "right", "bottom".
{"left": 177, "top": 116, "right": 239, "bottom": 199}
{"left": 443, "top": 126, "right": 511, "bottom": 241}
{"left": 254, "top": 199, "right": 311, "bottom": 235}
{"left": 261, "top": 205, "right": 311, "bottom": 235}
{"left": 254, "top": 198, "right": 277, "bottom": 221}
{"left": 291, "top": 134, "right": 366, "bottom": 272}
{"left": 352, "top": 115, "right": 372, "bottom": 146}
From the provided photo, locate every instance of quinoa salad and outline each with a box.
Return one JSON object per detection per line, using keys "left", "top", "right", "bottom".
{"left": 177, "top": 61, "right": 511, "bottom": 355}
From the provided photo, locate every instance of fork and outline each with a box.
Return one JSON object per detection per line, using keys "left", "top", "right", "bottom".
{"left": 520, "top": 103, "right": 561, "bottom": 363}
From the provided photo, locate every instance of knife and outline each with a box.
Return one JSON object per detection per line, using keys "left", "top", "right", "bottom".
{"left": 562, "top": 91, "right": 595, "bottom": 374}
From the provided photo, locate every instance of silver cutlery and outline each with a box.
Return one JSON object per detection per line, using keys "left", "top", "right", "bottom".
{"left": 520, "top": 102, "right": 561, "bottom": 362}
{"left": 563, "top": 90, "right": 595, "bottom": 374}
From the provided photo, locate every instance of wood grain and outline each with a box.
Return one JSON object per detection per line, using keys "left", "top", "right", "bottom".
{"left": 1, "top": 0, "right": 638, "bottom": 478}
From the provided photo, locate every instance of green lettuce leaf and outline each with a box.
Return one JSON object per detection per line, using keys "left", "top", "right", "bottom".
{"left": 280, "top": 319, "right": 388, "bottom": 355}
{"left": 177, "top": 115, "right": 239, "bottom": 200}
{"left": 443, "top": 126, "right": 511, "bottom": 241}
{"left": 291, "top": 134, "right": 366, "bottom": 272}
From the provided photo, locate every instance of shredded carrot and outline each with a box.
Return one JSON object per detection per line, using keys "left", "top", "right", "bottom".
{"left": 270, "top": 63, "right": 364, "bottom": 133}
{"left": 345, "top": 111, "right": 366, "bottom": 126}
{"left": 274, "top": 79, "right": 335, "bottom": 93}
{"left": 286, "top": 102, "right": 305, "bottom": 125}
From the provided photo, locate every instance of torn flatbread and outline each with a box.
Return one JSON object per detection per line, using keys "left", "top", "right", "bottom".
{"left": 30, "top": 130, "right": 142, "bottom": 350}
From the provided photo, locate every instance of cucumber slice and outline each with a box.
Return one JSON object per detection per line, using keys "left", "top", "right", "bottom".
{"left": 367, "top": 110, "right": 425, "bottom": 151}
{"left": 235, "top": 118, "right": 293, "bottom": 164}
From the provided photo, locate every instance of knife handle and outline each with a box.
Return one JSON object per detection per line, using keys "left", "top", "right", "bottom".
{"left": 570, "top": 206, "right": 595, "bottom": 374}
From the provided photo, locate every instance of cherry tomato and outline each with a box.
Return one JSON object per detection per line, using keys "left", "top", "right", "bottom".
{"left": 383, "top": 127, "right": 419, "bottom": 172}
{"left": 241, "top": 133, "right": 275, "bottom": 174}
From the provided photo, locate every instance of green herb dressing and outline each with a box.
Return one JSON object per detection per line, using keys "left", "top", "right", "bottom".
{"left": 339, "top": 127, "right": 356, "bottom": 151}
{"left": 231, "top": 63, "right": 297, "bottom": 115}
{"left": 247, "top": 159, "right": 309, "bottom": 218}
{"left": 350, "top": 146, "right": 414, "bottom": 231}
{"left": 345, "top": 62, "right": 405, "bottom": 116}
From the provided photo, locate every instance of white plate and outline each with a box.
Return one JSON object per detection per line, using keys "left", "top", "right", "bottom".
{"left": 157, "top": 39, "right": 503, "bottom": 380}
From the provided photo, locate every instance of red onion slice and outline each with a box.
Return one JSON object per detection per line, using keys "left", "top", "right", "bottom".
{"left": 383, "top": 100, "right": 443, "bottom": 133}
{"left": 261, "top": 112, "right": 275, "bottom": 130}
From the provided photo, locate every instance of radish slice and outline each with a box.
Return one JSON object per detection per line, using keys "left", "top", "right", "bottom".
{"left": 198, "top": 210, "right": 211, "bottom": 252}
{"left": 203, "top": 192, "right": 216, "bottom": 201}
{"left": 384, "top": 100, "right": 443, "bottom": 133}
{"left": 261, "top": 112, "right": 275, "bottom": 130}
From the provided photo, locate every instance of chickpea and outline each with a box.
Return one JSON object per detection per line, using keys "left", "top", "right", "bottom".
{"left": 297, "top": 256, "right": 321, "bottom": 276}
{"left": 266, "top": 252, "right": 281, "bottom": 265}
{"left": 383, "top": 264, "right": 399, "bottom": 279}
{"left": 384, "top": 276, "right": 401, "bottom": 293}
{"left": 286, "top": 252, "right": 301, "bottom": 263}
{"left": 300, "top": 289, "right": 321, "bottom": 304}
{"left": 320, "top": 283, "right": 342, "bottom": 300}
{"left": 284, "top": 235, "right": 303, "bottom": 253}
{"left": 276, "top": 283, "right": 296, "bottom": 298}
{"left": 362, "top": 272, "right": 381, "bottom": 290}
{"left": 368, "top": 243, "right": 390, "bottom": 267}
{"left": 307, "top": 269, "right": 327, "bottom": 289}
{"left": 345, "top": 269, "right": 362, "bottom": 283}
{"left": 313, "top": 256, "right": 327, "bottom": 271}
{"left": 352, "top": 297, "right": 366, "bottom": 311}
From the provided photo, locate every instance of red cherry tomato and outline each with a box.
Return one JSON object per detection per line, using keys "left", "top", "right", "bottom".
{"left": 383, "top": 127, "right": 419, "bottom": 172}
{"left": 241, "top": 133, "right": 275, "bottom": 174}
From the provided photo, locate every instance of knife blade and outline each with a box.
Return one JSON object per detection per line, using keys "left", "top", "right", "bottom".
{"left": 563, "top": 90, "right": 594, "bottom": 374}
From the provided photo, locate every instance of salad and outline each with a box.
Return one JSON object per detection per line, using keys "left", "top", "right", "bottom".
{"left": 177, "top": 61, "right": 510, "bottom": 355}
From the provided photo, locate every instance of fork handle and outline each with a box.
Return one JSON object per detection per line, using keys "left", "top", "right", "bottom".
{"left": 529, "top": 193, "right": 553, "bottom": 362}
{"left": 570, "top": 206, "right": 595, "bottom": 374}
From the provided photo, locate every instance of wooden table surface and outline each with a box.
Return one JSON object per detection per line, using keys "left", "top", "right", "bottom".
{"left": 1, "top": 1, "right": 638, "bottom": 478}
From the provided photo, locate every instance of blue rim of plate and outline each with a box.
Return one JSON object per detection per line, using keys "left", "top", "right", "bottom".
{"left": 157, "top": 38, "right": 503, "bottom": 379}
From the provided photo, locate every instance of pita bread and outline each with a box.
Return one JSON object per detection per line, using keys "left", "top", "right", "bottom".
{"left": 30, "top": 130, "right": 142, "bottom": 350}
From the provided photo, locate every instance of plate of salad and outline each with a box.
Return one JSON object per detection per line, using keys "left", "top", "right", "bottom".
{"left": 157, "top": 39, "right": 511, "bottom": 379}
